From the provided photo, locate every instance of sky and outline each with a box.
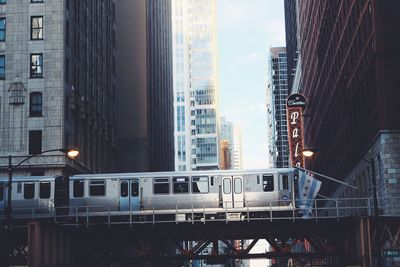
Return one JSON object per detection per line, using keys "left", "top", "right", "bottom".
{"left": 217, "top": 0, "right": 286, "bottom": 170}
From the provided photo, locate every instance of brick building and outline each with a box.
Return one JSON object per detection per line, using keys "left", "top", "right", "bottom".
{"left": 291, "top": 0, "right": 400, "bottom": 212}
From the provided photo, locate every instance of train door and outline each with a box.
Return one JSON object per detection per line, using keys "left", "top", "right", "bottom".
{"left": 222, "top": 176, "right": 244, "bottom": 208}
{"left": 119, "top": 179, "right": 140, "bottom": 211}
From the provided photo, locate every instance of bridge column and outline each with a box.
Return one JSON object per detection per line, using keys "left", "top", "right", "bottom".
{"left": 355, "top": 217, "right": 373, "bottom": 267}
{"left": 28, "top": 221, "right": 72, "bottom": 267}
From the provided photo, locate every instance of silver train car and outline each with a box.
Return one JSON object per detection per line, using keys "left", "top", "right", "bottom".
{"left": 69, "top": 168, "right": 295, "bottom": 218}
{"left": 0, "top": 175, "right": 69, "bottom": 216}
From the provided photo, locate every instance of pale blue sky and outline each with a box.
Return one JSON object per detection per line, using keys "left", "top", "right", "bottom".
{"left": 217, "top": 0, "right": 286, "bottom": 169}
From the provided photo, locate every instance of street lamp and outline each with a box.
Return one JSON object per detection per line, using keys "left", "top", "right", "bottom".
{"left": 6, "top": 148, "right": 79, "bottom": 228}
{"left": 301, "top": 148, "right": 323, "bottom": 158}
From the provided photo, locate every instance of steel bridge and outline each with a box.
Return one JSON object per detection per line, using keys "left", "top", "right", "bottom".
{"left": 0, "top": 197, "right": 399, "bottom": 267}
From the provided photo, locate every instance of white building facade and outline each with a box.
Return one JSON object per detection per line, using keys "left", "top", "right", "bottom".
{"left": 219, "top": 117, "right": 243, "bottom": 170}
{"left": 172, "top": 0, "right": 219, "bottom": 171}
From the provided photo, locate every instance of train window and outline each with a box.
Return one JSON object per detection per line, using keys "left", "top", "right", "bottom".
{"left": 210, "top": 176, "right": 214, "bottom": 186}
{"left": 120, "top": 181, "right": 128, "bottom": 197}
{"left": 263, "top": 175, "right": 274, "bottom": 192}
{"left": 73, "top": 180, "right": 84, "bottom": 197}
{"left": 223, "top": 178, "right": 231, "bottom": 194}
{"left": 39, "top": 182, "right": 51, "bottom": 199}
{"left": 17, "top": 182, "right": 22, "bottom": 193}
{"left": 192, "top": 176, "right": 209, "bottom": 194}
{"left": 90, "top": 180, "right": 105, "bottom": 196}
{"left": 281, "top": 175, "right": 289, "bottom": 190}
{"left": 0, "top": 185, "right": 3, "bottom": 201}
{"left": 257, "top": 175, "right": 260, "bottom": 185}
{"left": 173, "top": 177, "right": 189, "bottom": 194}
{"left": 131, "top": 181, "right": 139, "bottom": 197}
{"left": 24, "top": 182, "right": 35, "bottom": 199}
{"left": 234, "top": 178, "right": 242, "bottom": 194}
{"left": 153, "top": 178, "right": 170, "bottom": 194}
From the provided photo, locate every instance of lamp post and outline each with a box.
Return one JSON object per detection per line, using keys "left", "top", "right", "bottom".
{"left": 362, "top": 157, "right": 382, "bottom": 267}
{"left": 6, "top": 148, "right": 79, "bottom": 229}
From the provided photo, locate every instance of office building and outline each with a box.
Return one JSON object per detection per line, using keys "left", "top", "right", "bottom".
{"left": 0, "top": 1, "right": 116, "bottom": 176}
{"left": 283, "top": 0, "right": 299, "bottom": 93}
{"left": 115, "top": 0, "right": 174, "bottom": 172}
{"left": 172, "top": 0, "right": 220, "bottom": 171}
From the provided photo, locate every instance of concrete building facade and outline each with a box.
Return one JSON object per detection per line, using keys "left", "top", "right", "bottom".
{"left": 0, "top": 0, "right": 116, "bottom": 176}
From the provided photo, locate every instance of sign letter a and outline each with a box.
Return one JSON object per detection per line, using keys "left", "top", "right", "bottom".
{"left": 293, "top": 128, "right": 299, "bottom": 138}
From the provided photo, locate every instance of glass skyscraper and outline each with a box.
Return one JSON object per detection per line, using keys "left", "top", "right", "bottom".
{"left": 266, "top": 47, "right": 289, "bottom": 168}
{"left": 172, "top": 0, "right": 219, "bottom": 171}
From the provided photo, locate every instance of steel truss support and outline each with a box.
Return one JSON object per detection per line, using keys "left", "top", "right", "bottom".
{"left": 2, "top": 217, "right": 399, "bottom": 266}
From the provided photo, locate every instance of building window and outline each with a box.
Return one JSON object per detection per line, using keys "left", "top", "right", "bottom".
{"left": 0, "top": 55, "right": 4, "bottom": 79}
{"left": 30, "top": 53, "right": 43, "bottom": 78}
{"left": 0, "top": 18, "right": 5, "bottom": 41}
{"left": 31, "top": 16, "right": 43, "bottom": 40}
{"left": 29, "top": 92, "right": 42, "bottom": 116}
{"left": 29, "top": 130, "right": 42, "bottom": 155}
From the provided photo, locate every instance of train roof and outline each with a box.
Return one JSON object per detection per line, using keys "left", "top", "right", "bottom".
{"left": 0, "top": 175, "right": 62, "bottom": 183}
{"left": 70, "top": 168, "right": 295, "bottom": 180}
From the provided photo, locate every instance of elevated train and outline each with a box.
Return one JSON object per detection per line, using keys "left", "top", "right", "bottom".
{"left": 0, "top": 168, "right": 295, "bottom": 220}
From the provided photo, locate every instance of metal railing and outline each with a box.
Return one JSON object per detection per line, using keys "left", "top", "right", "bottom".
{"left": 1, "top": 197, "right": 399, "bottom": 227}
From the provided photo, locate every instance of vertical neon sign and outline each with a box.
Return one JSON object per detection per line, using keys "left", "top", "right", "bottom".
{"left": 286, "top": 94, "right": 307, "bottom": 168}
